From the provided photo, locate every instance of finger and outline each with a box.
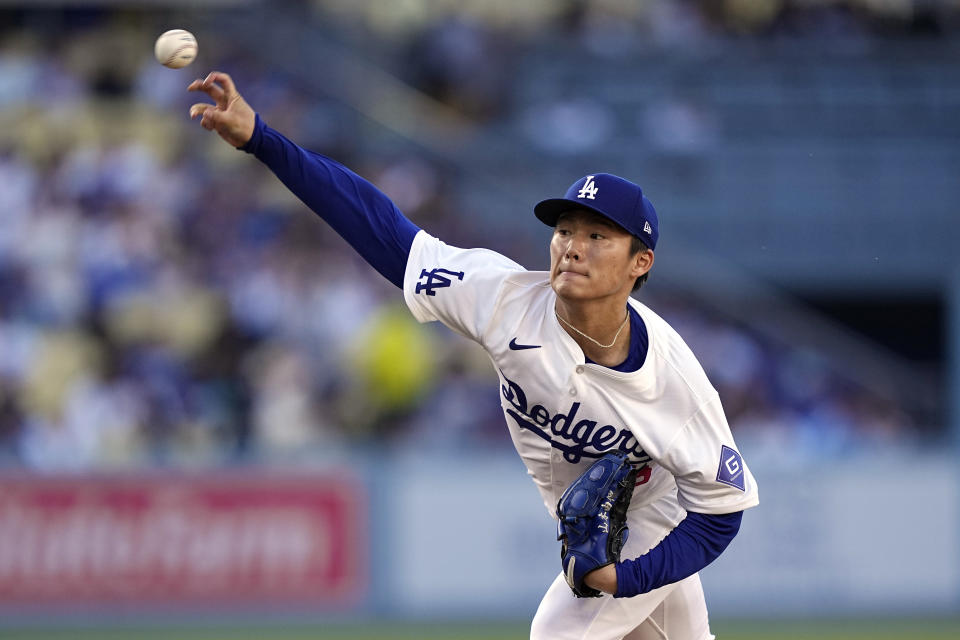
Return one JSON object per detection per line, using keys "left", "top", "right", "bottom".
{"left": 188, "top": 77, "right": 226, "bottom": 105}
{"left": 188, "top": 77, "right": 220, "bottom": 96}
{"left": 189, "top": 103, "right": 212, "bottom": 119}
{"left": 200, "top": 109, "right": 218, "bottom": 131}
{"left": 201, "top": 81, "right": 227, "bottom": 106}
{"left": 203, "top": 71, "right": 237, "bottom": 108}
{"left": 205, "top": 71, "right": 237, "bottom": 99}
{"left": 200, "top": 107, "right": 224, "bottom": 131}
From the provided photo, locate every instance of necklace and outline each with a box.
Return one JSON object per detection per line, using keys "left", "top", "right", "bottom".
{"left": 555, "top": 309, "right": 629, "bottom": 349}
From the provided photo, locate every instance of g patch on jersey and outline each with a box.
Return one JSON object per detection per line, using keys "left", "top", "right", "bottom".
{"left": 716, "top": 445, "right": 745, "bottom": 491}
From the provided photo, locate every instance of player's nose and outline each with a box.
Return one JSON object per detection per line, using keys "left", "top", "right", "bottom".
{"left": 564, "top": 235, "right": 585, "bottom": 261}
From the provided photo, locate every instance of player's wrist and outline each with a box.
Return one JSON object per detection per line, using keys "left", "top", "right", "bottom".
{"left": 583, "top": 563, "right": 618, "bottom": 594}
{"left": 238, "top": 112, "right": 263, "bottom": 153}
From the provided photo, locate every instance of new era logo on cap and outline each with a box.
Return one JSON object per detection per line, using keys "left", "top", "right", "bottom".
{"left": 533, "top": 173, "right": 660, "bottom": 250}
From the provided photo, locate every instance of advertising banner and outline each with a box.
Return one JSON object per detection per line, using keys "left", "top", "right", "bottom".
{"left": 0, "top": 471, "right": 366, "bottom": 611}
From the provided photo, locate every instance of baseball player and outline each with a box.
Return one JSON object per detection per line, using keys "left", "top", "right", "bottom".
{"left": 189, "top": 71, "right": 759, "bottom": 640}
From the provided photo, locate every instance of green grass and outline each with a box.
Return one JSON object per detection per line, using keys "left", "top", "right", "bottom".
{"left": 0, "top": 624, "right": 525, "bottom": 640}
{"left": 0, "top": 619, "right": 957, "bottom": 639}
{"left": 713, "top": 618, "right": 960, "bottom": 640}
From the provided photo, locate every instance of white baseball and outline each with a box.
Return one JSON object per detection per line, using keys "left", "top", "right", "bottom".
{"left": 154, "top": 29, "right": 198, "bottom": 69}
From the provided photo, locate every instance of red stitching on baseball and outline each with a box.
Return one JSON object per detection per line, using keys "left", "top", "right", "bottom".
{"left": 165, "top": 43, "right": 196, "bottom": 66}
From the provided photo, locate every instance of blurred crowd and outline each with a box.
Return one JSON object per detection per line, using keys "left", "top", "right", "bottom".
{"left": 320, "top": 0, "right": 960, "bottom": 40}
{"left": 0, "top": 1, "right": 939, "bottom": 471}
{"left": 321, "top": 0, "right": 960, "bottom": 122}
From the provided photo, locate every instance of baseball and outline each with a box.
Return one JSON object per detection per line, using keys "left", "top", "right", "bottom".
{"left": 154, "top": 29, "right": 197, "bottom": 69}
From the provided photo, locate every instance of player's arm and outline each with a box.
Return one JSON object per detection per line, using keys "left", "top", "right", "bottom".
{"left": 188, "top": 71, "right": 419, "bottom": 288}
{"left": 589, "top": 391, "right": 759, "bottom": 596}
{"left": 585, "top": 510, "right": 743, "bottom": 597}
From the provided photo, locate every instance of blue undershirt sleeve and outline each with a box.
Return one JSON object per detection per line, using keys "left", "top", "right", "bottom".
{"left": 614, "top": 511, "right": 743, "bottom": 598}
{"left": 240, "top": 113, "right": 420, "bottom": 288}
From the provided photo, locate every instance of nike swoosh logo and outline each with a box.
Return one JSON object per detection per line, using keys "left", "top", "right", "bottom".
{"left": 509, "top": 338, "right": 541, "bottom": 351}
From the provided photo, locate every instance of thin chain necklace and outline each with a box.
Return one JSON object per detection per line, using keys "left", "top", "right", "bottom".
{"left": 555, "top": 309, "right": 629, "bottom": 349}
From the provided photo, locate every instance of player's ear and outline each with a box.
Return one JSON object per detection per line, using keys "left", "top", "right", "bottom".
{"left": 630, "top": 248, "right": 654, "bottom": 279}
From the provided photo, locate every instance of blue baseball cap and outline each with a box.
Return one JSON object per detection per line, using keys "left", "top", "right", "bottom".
{"left": 534, "top": 173, "right": 659, "bottom": 250}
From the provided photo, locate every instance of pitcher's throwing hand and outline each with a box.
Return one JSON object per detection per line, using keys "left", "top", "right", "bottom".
{"left": 188, "top": 71, "right": 255, "bottom": 148}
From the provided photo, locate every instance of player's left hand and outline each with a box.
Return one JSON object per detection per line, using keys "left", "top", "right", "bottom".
{"left": 187, "top": 71, "right": 256, "bottom": 148}
{"left": 556, "top": 451, "right": 636, "bottom": 598}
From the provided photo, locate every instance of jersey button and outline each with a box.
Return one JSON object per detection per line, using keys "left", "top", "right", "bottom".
{"left": 569, "top": 388, "right": 577, "bottom": 396}
{"left": 575, "top": 366, "right": 585, "bottom": 374}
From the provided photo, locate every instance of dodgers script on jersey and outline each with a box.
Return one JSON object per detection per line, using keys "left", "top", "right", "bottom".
{"left": 403, "top": 231, "right": 759, "bottom": 557}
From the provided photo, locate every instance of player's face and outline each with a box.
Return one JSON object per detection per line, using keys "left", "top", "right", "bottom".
{"left": 549, "top": 210, "right": 652, "bottom": 303}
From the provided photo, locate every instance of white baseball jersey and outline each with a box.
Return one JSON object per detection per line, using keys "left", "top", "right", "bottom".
{"left": 403, "top": 231, "right": 759, "bottom": 558}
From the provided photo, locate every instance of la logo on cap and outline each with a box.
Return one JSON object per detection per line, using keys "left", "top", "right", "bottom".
{"left": 577, "top": 175, "right": 598, "bottom": 200}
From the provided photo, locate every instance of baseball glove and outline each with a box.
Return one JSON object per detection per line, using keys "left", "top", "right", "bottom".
{"left": 556, "top": 451, "right": 637, "bottom": 597}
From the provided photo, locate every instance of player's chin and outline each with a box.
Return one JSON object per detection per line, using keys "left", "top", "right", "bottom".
{"left": 551, "top": 276, "right": 590, "bottom": 299}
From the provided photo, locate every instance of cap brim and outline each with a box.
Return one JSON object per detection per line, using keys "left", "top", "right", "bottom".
{"left": 534, "top": 198, "right": 604, "bottom": 227}
{"left": 534, "top": 198, "right": 632, "bottom": 235}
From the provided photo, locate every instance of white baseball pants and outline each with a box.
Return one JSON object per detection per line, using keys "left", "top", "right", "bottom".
{"left": 530, "top": 572, "right": 714, "bottom": 640}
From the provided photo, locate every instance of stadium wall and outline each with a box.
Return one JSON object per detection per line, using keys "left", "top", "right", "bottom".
{"left": 0, "top": 451, "right": 956, "bottom": 621}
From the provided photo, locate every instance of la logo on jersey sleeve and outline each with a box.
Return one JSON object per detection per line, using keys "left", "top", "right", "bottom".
{"left": 715, "top": 445, "right": 745, "bottom": 491}
{"left": 415, "top": 267, "right": 464, "bottom": 296}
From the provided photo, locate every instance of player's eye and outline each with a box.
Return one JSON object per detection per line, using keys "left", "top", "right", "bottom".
{"left": 591, "top": 232, "right": 605, "bottom": 240}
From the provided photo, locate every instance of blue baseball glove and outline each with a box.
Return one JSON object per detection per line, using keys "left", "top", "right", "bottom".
{"left": 556, "top": 451, "right": 637, "bottom": 597}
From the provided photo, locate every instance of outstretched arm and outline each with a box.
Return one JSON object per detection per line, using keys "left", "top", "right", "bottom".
{"left": 188, "top": 71, "right": 420, "bottom": 288}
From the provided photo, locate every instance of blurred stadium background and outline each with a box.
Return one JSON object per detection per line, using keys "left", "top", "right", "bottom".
{"left": 0, "top": 0, "right": 958, "bottom": 638}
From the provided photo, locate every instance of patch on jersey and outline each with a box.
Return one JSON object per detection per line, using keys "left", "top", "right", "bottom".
{"left": 716, "top": 445, "right": 745, "bottom": 491}
{"left": 415, "top": 267, "right": 464, "bottom": 296}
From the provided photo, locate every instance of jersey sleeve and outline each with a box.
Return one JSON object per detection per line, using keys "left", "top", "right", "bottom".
{"left": 242, "top": 114, "right": 419, "bottom": 288}
{"left": 659, "top": 394, "right": 759, "bottom": 514}
{"left": 614, "top": 511, "right": 742, "bottom": 597}
{"left": 402, "top": 231, "right": 526, "bottom": 343}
